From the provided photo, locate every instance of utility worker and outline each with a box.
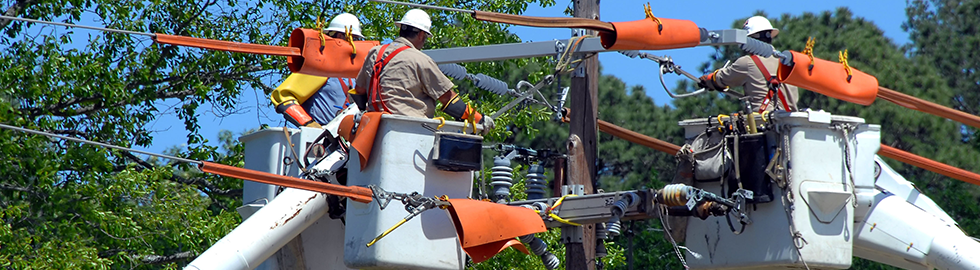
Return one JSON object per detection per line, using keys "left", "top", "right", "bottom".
{"left": 271, "top": 13, "right": 365, "bottom": 128}
{"left": 351, "top": 9, "right": 494, "bottom": 134}
{"left": 698, "top": 16, "right": 800, "bottom": 112}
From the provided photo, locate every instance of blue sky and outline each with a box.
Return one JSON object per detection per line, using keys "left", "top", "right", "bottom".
{"left": 137, "top": 0, "right": 909, "bottom": 155}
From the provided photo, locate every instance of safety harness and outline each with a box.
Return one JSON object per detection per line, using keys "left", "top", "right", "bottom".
{"left": 750, "top": 55, "right": 791, "bottom": 113}
{"left": 368, "top": 44, "right": 411, "bottom": 113}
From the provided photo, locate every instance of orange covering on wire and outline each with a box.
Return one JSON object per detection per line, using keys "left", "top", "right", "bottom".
{"left": 444, "top": 199, "right": 546, "bottom": 263}
{"left": 777, "top": 50, "right": 879, "bottom": 105}
{"left": 287, "top": 28, "right": 380, "bottom": 78}
{"left": 597, "top": 119, "right": 681, "bottom": 154}
{"left": 877, "top": 87, "right": 980, "bottom": 130}
{"left": 198, "top": 161, "right": 374, "bottom": 203}
{"left": 153, "top": 34, "right": 302, "bottom": 57}
{"left": 878, "top": 145, "right": 980, "bottom": 187}
{"left": 598, "top": 4, "right": 701, "bottom": 50}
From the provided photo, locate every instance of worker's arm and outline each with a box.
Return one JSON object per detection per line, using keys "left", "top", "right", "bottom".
{"left": 698, "top": 56, "right": 752, "bottom": 91}
{"left": 271, "top": 73, "right": 329, "bottom": 127}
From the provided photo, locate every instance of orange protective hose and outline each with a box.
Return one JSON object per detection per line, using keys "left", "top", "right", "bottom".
{"left": 598, "top": 18, "right": 702, "bottom": 50}
{"left": 198, "top": 161, "right": 374, "bottom": 203}
{"left": 777, "top": 50, "right": 879, "bottom": 105}
{"left": 153, "top": 34, "right": 302, "bottom": 57}
{"left": 878, "top": 145, "right": 980, "bottom": 187}
{"left": 877, "top": 87, "right": 980, "bottom": 130}
{"left": 597, "top": 119, "right": 680, "bottom": 154}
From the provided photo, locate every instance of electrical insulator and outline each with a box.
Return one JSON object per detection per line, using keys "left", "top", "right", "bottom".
{"left": 607, "top": 192, "right": 640, "bottom": 237}
{"left": 519, "top": 234, "right": 561, "bottom": 270}
{"left": 525, "top": 163, "right": 547, "bottom": 200}
{"left": 595, "top": 222, "right": 608, "bottom": 240}
{"left": 490, "top": 157, "right": 514, "bottom": 203}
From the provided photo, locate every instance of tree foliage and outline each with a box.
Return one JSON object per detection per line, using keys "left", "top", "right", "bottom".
{"left": 0, "top": 0, "right": 557, "bottom": 268}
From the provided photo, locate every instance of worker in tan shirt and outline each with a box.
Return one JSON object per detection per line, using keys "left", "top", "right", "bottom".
{"left": 351, "top": 9, "right": 494, "bottom": 134}
{"left": 698, "top": 16, "right": 800, "bottom": 112}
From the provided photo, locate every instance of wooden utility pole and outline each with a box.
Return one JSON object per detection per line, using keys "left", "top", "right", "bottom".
{"left": 567, "top": 0, "right": 599, "bottom": 270}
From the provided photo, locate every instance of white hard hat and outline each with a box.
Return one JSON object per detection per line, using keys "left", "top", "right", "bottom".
{"left": 396, "top": 9, "right": 432, "bottom": 37}
{"left": 743, "top": 16, "right": 779, "bottom": 38}
{"left": 325, "top": 13, "right": 364, "bottom": 38}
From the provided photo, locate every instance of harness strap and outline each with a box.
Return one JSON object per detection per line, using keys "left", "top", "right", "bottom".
{"left": 339, "top": 78, "right": 351, "bottom": 106}
{"left": 750, "top": 55, "right": 791, "bottom": 112}
{"left": 369, "top": 44, "right": 411, "bottom": 113}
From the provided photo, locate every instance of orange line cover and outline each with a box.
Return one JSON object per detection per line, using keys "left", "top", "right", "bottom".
{"left": 198, "top": 161, "right": 374, "bottom": 203}
{"left": 877, "top": 87, "right": 980, "bottom": 130}
{"left": 154, "top": 33, "right": 302, "bottom": 57}
{"left": 878, "top": 145, "right": 980, "bottom": 187}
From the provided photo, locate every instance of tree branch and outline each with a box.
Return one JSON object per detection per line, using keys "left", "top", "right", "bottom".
{"left": 0, "top": 0, "right": 39, "bottom": 30}
{"left": 119, "top": 151, "right": 242, "bottom": 197}
{"left": 137, "top": 251, "right": 197, "bottom": 265}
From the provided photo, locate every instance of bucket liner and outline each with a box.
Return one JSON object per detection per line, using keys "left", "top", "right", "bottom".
{"left": 598, "top": 18, "right": 702, "bottom": 50}
{"left": 339, "top": 112, "right": 386, "bottom": 170}
{"left": 287, "top": 28, "right": 380, "bottom": 78}
{"left": 445, "top": 199, "right": 546, "bottom": 263}
{"left": 777, "top": 50, "right": 878, "bottom": 105}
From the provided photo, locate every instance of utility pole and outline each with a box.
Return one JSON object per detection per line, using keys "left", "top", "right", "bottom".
{"left": 567, "top": 0, "right": 599, "bottom": 270}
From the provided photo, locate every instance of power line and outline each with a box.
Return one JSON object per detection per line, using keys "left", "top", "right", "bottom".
{"left": 0, "top": 123, "right": 200, "bottom": 164}
{"left": 0, "top": 15, "right": 155, "bottom": 37}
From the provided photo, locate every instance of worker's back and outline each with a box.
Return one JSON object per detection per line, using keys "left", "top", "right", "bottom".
{"left": 356, "top": 37, "right": 454, "bottom": 118}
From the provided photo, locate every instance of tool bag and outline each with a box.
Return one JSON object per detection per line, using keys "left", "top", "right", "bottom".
{"left": 680, "top": 130, "right": 733, "bottom": 182}
{"left": 726, "top": 133, "right": 775, "bottom": 203}
{"left": 432, "top": 132, "right": 483, "bottom": 172}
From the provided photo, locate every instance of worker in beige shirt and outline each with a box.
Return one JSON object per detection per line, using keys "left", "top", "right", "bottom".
{"left": 351, "top": 9, "right": 494, "bottom": 134}
{"left": 698, "top": 16, "right": 800, "bottom": 112}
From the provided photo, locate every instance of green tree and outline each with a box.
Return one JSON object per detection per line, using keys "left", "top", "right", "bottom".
{"left": 0, "top": 0, "right": 558, "bottom": 268}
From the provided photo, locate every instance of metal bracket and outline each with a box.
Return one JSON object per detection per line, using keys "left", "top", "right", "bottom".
{"left": 560, "top": 184, "right": 585, "bottom": 244}
{"left": 699, "top": 29, "right": 747, "bottom": 46}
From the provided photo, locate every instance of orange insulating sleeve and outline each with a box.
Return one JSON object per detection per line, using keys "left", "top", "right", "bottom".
{"left": 198, "top": 161, "right": 374, "bottom": 203}
{"left": 877, "top": 87, "right": 980, "bottom": 130}
{"left": 777, "top": 50, "right": 879, "bottom": 105}
{"left": 597, "top": 119, "right": 681, "bottom": 154}
{"left": 153, "top": 33, "right": 302, "bottom": 57}
{"left": 287, "top": 28, "right": 381, "bottom": 78}
{"left": 445, "top": 199, "right": 545, "bottom": 263}
{"left": 599, "top": 18, "right": 702, "bottom": 51}
{"left": 878, "top": 144, "right": 980, "bottom": 187}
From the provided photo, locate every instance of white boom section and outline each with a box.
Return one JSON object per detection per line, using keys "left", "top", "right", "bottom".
{"left": 185, "top": 188, "right": 330, "bottom": 270}
{"left": 853, "top": 159, "right": 980, "bottom": 270}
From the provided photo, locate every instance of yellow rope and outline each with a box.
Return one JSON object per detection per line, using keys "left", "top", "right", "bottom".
{"left": 802, "top": 37, "right": 816, "bottom": 70}
{"left": 366, "top": 218, "right": 408, "bottom": 247}
{"left": 535, "top": 194, "right": 581, "bottom": 226}
{"left": 643, "top": 3, "right": 664, "bottom": 32}
{"left": 839, "top": 49, "right": 852, "bottom": 82}
{"left": 555, "top": 35, "right": 592, "bottom": 73}
{"left": 345, "top": 26, "right": 357, "bottom": 55}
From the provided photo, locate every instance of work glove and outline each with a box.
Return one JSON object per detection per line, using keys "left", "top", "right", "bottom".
{"left": 480, "top": 116, "right": 495, "bottom": 136}
{"left": 697, "top": 71, "right": 726, "bottom": 91}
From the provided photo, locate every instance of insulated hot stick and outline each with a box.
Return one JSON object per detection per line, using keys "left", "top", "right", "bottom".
{"left": 620, "top": 50, "right": 743, "bottom": 99}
